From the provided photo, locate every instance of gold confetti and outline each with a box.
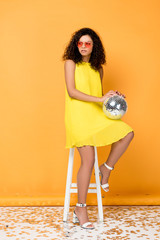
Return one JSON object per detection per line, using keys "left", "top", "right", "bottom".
{"left": 0, "top": 206, "right": 159, "bottom": 239}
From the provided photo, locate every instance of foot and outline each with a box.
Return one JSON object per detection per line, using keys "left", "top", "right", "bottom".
{"left": 99, "top": 163, "right": 112, "bottom": 191}
{"left": 75, "top": 206, "right": 94, "bottom": 228}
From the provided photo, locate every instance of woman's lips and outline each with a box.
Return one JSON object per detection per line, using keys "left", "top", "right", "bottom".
{"left": 81, "top": 50, "right": 87, "bottom": 53}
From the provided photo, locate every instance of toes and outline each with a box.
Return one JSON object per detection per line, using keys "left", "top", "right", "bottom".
{"left": 88, "top": 224, "right": 94, "bottom": 228}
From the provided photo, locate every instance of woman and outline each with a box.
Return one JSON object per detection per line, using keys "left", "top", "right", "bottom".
{"left": 62, "top": 27, "right": 134, "bottom": 229}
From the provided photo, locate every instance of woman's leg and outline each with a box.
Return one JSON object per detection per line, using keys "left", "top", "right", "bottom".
{"left": 99, "top": 131, "right": 134, "bottom": 191}
{"left": 75, "top": 145, "right": 95, "bottom": 227}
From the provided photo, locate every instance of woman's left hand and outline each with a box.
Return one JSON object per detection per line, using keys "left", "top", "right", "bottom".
{"left": 115, "top": 90, "right": 126, "bottom": 98}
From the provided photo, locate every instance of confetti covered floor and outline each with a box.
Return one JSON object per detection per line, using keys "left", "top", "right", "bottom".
{"left": 0, "top": 206, "right": 160, "bottom": 239}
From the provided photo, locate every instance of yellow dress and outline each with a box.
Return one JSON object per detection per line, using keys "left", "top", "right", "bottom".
{"left": 64, "top": 61, "right": 133, "bottom": 149}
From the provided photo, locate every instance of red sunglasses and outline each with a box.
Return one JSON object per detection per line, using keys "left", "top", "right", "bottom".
{"left": 77, "top": 41, "right": 92, "bottom": 48}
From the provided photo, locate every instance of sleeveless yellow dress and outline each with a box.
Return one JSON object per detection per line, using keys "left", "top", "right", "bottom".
{"left": 64, "top": 61, "right": 133, "bottom": 149}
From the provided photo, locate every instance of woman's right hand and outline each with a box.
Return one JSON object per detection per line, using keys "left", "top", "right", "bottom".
{"left": 99, "top": 90, "right": 118, "bottom": 102}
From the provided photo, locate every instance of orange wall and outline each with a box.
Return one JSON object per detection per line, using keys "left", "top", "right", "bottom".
{"left": 0, "top": 0, "right": 160, "bottom": 206}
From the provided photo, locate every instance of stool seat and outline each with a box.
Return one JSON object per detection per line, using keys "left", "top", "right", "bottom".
{"left": 63, "top": 146, "right": 103, "bottom": 222}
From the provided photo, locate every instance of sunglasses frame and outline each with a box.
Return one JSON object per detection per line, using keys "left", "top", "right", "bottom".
{"left": 77, "top": 41, "right": 92, "bottom": 48}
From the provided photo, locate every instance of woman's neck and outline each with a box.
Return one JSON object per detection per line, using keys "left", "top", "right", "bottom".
{"left": 82, "top": 56, "right": 90, "bottom": 63}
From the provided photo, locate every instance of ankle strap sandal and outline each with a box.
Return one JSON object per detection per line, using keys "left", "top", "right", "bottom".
{"left": 73, "top": 203, "right": 94, "bottom": 229}
{"left": 99, "top": 163, "right": 114, "bottom": 192}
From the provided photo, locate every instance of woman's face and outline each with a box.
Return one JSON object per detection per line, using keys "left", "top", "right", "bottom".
{"left": 77, "top": 35, "right": 93, "bottom": 58}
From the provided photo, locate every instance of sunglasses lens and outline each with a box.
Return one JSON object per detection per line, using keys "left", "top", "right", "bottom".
{"left": 77, "top": 42, "right": 83, "bottom": 47}
{"left": 85, "top": 42, "right": 91, "bottom": 47}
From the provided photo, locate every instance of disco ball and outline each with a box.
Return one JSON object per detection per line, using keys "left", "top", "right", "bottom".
{"left": 103, "top": 95, "right": 128, "bottom": 119}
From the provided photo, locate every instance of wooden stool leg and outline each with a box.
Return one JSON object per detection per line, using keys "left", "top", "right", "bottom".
{"left": 63, "top": 147, "right": 75, "bottom": 222}
{"left": 94, "top": 146, "right": 104, "bottom": 222}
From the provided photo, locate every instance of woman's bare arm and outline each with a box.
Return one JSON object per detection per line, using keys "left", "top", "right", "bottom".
{"left": 64, "top": 59, "right": 102, "bottom": 103}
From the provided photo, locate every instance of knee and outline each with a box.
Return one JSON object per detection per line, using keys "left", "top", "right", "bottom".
{"left": 88, "top": 157, "right": 95, "bottom": 167}
{"left": 83, "top": 157, "right": 95, "bottom": 169}
{"left": 128, "top": 131, "right": 134, "bottom": 141}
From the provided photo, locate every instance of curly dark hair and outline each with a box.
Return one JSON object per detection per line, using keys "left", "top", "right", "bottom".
{"left": 62, "top": 27, "right": 106, "bottom": 71}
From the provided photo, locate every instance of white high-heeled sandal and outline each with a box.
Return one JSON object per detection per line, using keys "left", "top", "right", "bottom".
{"left": 73, "top": 203, "right": 94, "bottom": 229}
{"left": 99, "top": 163, "right": 114, "bottom": 192}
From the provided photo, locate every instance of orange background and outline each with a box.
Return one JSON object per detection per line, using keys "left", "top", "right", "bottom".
{"left": 0, "top": 0, "right": 160, "bottom": 206}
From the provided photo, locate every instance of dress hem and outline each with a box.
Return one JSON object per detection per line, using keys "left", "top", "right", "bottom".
{"left": 65, "top": 128, "right": 134, "bottom": 149}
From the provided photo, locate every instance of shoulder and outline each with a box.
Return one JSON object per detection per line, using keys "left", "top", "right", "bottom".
{"left": 64, "top": 59, "right": 76, "bottom": 69}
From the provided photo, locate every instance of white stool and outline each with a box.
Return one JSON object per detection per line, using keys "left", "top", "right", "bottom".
{"left": 63, "top": 146, "right": 103, "bottom": 222}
